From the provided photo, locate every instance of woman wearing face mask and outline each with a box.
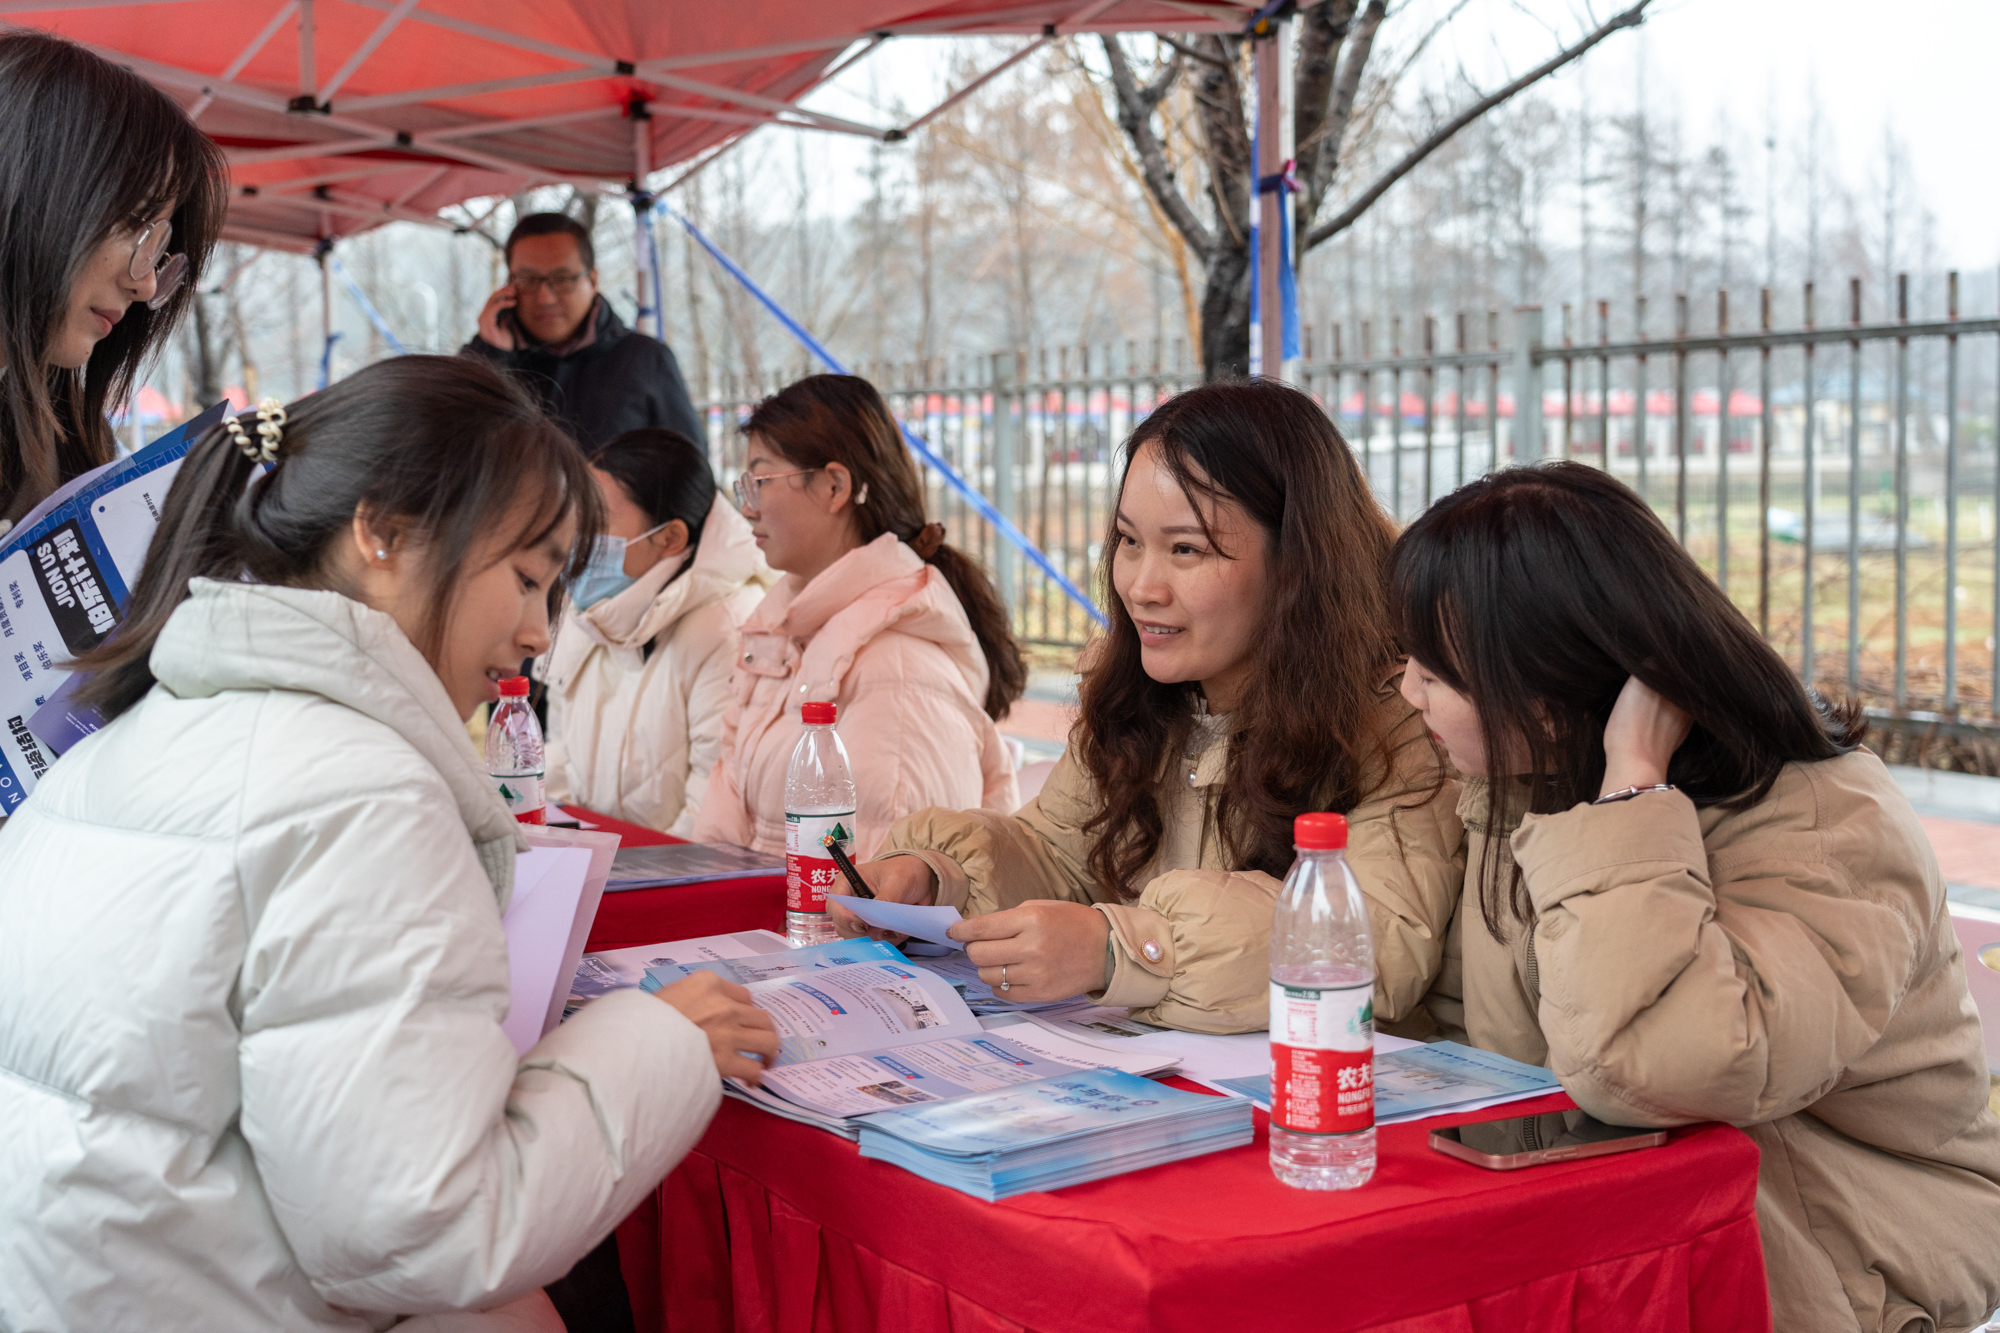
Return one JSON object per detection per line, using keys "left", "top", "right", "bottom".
{"left": 840, "top": 380, "right": 1463, "bottom": 1036}
{"left": 1393, "top": 462, "right": 2000, "bottom": 1333}
{"left": 0, "top": 357, "right": 778, "bottom": 1331}
{"left": 541, "top": 428, "right": 771, "bottom": 833}
{"left": 691, "top": 374, "right": 1023, "bottom": 858}
{"left": 0, "top": 31, "right": 224, "bottom": 531}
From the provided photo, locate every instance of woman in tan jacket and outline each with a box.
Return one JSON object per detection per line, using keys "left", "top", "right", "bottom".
{"left": 1394, "top": 462, "right": 2000, "bottom": 1333}
{"left": 839, "top": 380, "right": 1463, "bottom": 1035}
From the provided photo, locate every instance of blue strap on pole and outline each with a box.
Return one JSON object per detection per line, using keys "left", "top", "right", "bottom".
{"left": 657, "top": 201, "right": 1106, "bottom": 628}
{"left": 328, "top": 254, "right": 410, "bottom": 355}
{"left": 316, "top": 330, "right": 343, "bottom": 391}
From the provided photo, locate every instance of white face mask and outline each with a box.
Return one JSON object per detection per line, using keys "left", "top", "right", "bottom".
{"left": 570, "top": 521, "right": 669, "bottom": 608}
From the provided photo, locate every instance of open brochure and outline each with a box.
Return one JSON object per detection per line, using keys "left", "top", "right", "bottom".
{"left": 0, "top": 402, "right": 226, "bottom": 810}
{"left": 566, "top": 928, "right": 792, "bottom": 1012}
{"left": 565, "top": 931, "right": 1180, "bottom": 1140}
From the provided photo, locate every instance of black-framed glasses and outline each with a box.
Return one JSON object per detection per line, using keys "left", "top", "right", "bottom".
{"left": 128, "top": 219, "right": 187, "bottom": 311}
{"left": 509, "top": 269, "right": 588, "bottom": 296}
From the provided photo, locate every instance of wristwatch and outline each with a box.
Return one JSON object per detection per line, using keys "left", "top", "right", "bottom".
{"left": 1592, "top": 783, "right": 1677, "bottom": 805}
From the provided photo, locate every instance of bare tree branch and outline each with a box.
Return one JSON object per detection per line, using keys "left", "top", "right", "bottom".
{"left": 1157, "top": 34, "right": 1230, "bottom": 68}
{"left": 1192, "top": 33, "right": 1252, "bottom": 251}
{"left": 1101, "top": 36, "right": 1216, "bottom": 260}
{"left": 1293, "top": 0, "right": 1357, "bottom": 223}
{"left": 1304, "top": 0, "right": 1651, "bottom": 252}
{"left": 1299, "top": 0, "right": 1383, "bottom": 241}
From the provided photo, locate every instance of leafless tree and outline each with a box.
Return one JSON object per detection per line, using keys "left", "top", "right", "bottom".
{"left": 1099, "top": 0, "right": 1652, "bottom": 378}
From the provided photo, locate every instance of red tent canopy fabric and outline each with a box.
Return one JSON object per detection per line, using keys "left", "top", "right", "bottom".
{"left": 4, "top": 0, "right": 1258, "bottom": 251}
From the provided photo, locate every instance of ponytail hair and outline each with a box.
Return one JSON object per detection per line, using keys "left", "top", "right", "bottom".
{"left": 743, "top": 374, "right": 1026, "bottom": 721}
{"left": 77, "top": 355, "right": 602, "bottom": 721}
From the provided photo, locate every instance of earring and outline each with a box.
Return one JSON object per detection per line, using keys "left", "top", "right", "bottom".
{"left": 375, "top": 548, "right": 388, "bottom": 560}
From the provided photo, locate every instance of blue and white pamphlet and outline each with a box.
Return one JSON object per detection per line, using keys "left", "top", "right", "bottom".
{"left": 566, "top": 928, "right": 794, "bottom": 1011}
{"left": 569, "top": 932, "right": 1180, "bottom": 1145}
{"left": 604, "top": 841, "right": 784, "bottom": 890}
{"left": 638, "top": 936, "right": 908, "bottom": 991}
{"left": 856, "top": 1067, "right": 1255, "bottom": 1200}
{"left": 1209, "top": 1041, "right": 1559, "bottom": 1123}
{"left": 0, "top": 402, "right": 225, "bottom": 810}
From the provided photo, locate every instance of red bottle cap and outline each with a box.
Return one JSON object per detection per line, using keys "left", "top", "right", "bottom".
{"left": 498, "top": 676, "right": 530, "bottom": 697}
{"left": 1293, "top": 812, "right": 1348, "bottom": 850}
{"left": 801, "top": 701, "right": 837, "bottom": 725}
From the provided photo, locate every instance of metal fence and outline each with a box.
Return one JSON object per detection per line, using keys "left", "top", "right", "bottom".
{"left": 698, "top": 273, "right": 2000, "bottom": 731}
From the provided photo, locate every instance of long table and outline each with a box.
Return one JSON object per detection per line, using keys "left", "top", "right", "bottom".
{"left": 573, "top": 809, "right": 785, "bottom": 951}
{"left": 567, "top": 809, "right": 1773, "bottom": 1333}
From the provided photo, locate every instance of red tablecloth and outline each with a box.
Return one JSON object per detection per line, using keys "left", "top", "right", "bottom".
{"left": 565, "top": 808, "right": 787, "bottom": 951}
{"left": 570, "top": 816, "right": 1770, "bottom": 1333}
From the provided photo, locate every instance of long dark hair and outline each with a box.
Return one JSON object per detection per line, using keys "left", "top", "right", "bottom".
{"left": 1078, "top": 379, "right": 1404, "bottom": 899}
{"left": 589, "top": 428, "right": 715, "bottom": 558}
{"left": 0, "top": 30, "right": 226, "bottom": 516}
{"left": 78, "top": 356, "right": 603, "bottom": 720}
{"left": 1390, "top": 461, "right": 1864, "bottom": 935}
{"left": 743, "top": 374, "right": 1026, "bottom": 721}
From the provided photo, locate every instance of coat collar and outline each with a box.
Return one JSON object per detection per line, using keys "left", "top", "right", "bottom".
{"left": 750, "top": 532, "right": 926, "bottom": 642}
{"left": 519, "top": 295, "right": 628, "bottom": 360}
{"left": 545, "top": 495, "right": 770, "bottom": 691}
{"left": 151, "top": 579, "right": 528, "bottom": 904}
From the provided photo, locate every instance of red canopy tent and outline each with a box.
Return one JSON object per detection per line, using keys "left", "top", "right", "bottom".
{"left": 1, "top": 0, "right": 1260, "bottom": 252}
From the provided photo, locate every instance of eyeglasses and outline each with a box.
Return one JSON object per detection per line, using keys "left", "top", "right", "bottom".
{"left": 128, "top": 219, "right": 187, "bottom": 311}
{"left": 732, "top": 467, "right": 818, "bottom": 512}
{"left": 509, "top": 269, "right": 588, "bottom": 296}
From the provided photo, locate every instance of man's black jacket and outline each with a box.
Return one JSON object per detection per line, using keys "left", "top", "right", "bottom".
{"left": 462, "top": 298, "right": 704, "bottom": 451}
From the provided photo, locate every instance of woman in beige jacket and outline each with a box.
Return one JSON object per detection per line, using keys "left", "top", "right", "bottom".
{"left": 841, "top": 380, "right": 1463, "bottom": 1035}
{"left": 1394, "top": 462, "right": 2000, "bottom": 1333}
{"left": 543, "top": 429, "right": 769, "bottom": 833}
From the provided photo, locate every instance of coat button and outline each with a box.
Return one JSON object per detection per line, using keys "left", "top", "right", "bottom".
{"left": 742, "top": 652, "right": 753, "bottom": 663}
{"left": 1141, "top": 940, "right": 1163, "bottom": 963}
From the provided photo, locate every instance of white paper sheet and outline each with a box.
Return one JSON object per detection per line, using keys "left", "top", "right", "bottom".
{"left": 500, "top": 847, "right": 595, "bottom": 1056}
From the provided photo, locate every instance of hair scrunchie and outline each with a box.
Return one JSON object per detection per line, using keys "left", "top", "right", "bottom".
{"left": 223, "top": 398, "right": 287, "bottom": 464}
{"left": 909, "top": 522, "right": 946, "bottom": 561}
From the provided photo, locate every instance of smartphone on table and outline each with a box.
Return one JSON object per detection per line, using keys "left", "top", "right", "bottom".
{"left": 1429, "top": 1109, "right": 1668, "bottom": 1171}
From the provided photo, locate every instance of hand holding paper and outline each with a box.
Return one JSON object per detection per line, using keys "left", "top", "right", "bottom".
{"left": 951, "top": 901, "right": 1114, "bottom": 1004}
{"left": 838, "top": 896, "right": 966, "bottom": 948}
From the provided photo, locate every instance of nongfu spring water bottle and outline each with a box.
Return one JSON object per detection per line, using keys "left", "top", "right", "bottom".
{"left": 1268, "top": 812, "right": 1376, "bottom": 1189}
{"left": 784, "top": 701, "right": 855, "bottom": 947}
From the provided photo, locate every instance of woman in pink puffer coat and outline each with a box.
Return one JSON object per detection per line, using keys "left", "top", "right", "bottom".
{"left": 693, "top": 376, "right": 1024, "bottom": 864}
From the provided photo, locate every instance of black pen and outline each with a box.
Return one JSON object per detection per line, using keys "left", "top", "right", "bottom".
{"left": 822, "top": 834, "right": 876, "bottom": 899}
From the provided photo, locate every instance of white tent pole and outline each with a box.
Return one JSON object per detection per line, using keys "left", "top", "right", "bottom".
{"left": 317, "top": 0, "right": 418, "bottom": 104}
{"left": 190, "top": 0, "right": 297, "bottom": 119}
{"left": 1252, "top": 15, "right": 1293, "bottom": 382}
{"left": 295, "top": 0, "right": 314, "bottom": 101}
{"left": 631, "top": 103, "right": 656, "bottom": 340}
{"left": 338, "top": 68, "right": 602, "bottom": 114}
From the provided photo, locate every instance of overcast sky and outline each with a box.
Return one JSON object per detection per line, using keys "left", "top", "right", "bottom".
{"left": 784, "top": 0, "right": 1998, "bottom": 270}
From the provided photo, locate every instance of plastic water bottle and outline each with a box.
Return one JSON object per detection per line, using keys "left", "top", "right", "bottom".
{"left": 1269, "top": 811, "right": 1376, "bottom": 1189}
{"left": 784, "top": 701, "right": 855, "bottom": 947}
{"left": 485, "top": 676, "right": 546, "bottom": 825}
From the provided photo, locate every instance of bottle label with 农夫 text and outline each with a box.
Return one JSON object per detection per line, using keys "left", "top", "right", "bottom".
{"left": 1269, "top": 980, "right": 1374, "bottom": 1134}
{"left": 785, "top": 809, "right": 856, "bottom": 912}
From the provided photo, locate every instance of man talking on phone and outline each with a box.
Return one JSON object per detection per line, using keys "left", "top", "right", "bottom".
{"left": 463, "top": 211, "right": 704, "bottom": 450}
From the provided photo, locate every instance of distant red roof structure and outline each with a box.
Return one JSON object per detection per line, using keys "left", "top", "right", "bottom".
{"left": 4, "top": 0, "right": 1260, "bottom": 250}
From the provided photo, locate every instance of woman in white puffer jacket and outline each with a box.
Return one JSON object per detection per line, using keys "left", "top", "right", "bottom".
{"left": 0, "top": 356, "right": 777, "bottom": 1332}
{"left": 542, "top": 429, "right": 771, "bottom": 834}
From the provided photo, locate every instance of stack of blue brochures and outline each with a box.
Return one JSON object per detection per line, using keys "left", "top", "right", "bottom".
{"left": 855, "top": 1067, "right": 1254, "bottom": 1201}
